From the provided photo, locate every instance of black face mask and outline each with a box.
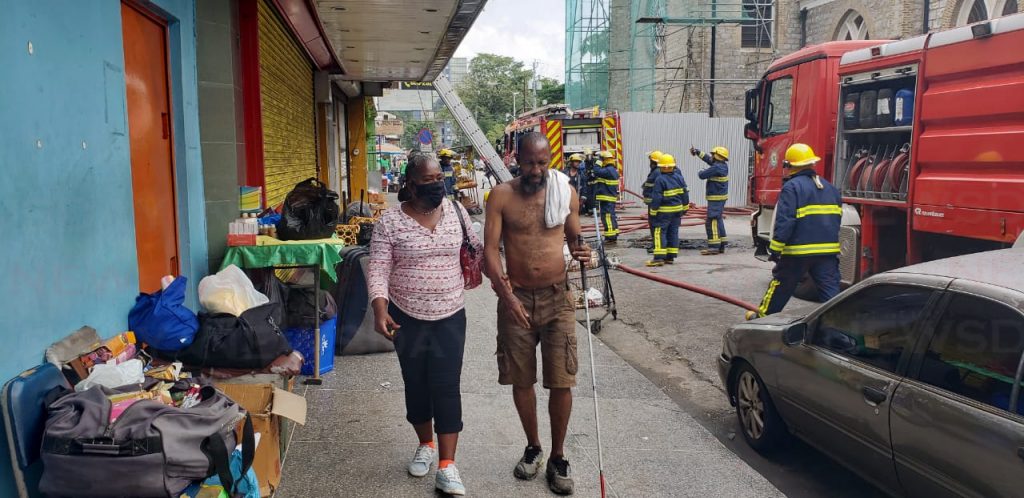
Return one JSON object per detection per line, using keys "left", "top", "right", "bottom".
{"left": 415, "top": 180, "right": 446, "bottom": 208}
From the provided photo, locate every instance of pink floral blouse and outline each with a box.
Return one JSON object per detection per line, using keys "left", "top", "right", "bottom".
{"left": 368, "top": 199, "right": 483, "bottom": 321}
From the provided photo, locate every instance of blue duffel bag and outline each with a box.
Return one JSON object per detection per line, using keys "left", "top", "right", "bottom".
{"left": 128, "top": 276, "right": 199, "bottom": 351}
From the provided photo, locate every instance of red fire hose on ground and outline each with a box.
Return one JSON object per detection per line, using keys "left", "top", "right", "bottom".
{"left": 615, "top": 263, "right": 760, "bottom": 312}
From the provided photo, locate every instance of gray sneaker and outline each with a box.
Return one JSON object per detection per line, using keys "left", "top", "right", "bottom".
{"left": 546, "top": 458, "right": 574, "bottom": 495}
{"left": 513, "top": 446, "right": 545, "bottom": 480}
{"left": 435, "top": 464, "right": 466, "bottom": 496}
{"left": 408, "top": 444, "right": 435, "bottom": 477}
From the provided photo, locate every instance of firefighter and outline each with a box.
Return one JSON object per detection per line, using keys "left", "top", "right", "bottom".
{"left": 690, "top": 145, "right": 729, "bottom": 255}
{"left": 590, "top": 150, "right": 620, "bottom": 243}
{"left": 438, "top": 148, "right": 457, "bottom": 201}
{"left": 565, "top": 153, "right": 590, "bottom": 214}
{"left": 642, "top": 151, "right": 663, "bottom": 252}
{"left": 646, "top": 154, "right": 688, "bottom": 266}
{"left": 747, "top": 143, "right": 842, "bottom": 319}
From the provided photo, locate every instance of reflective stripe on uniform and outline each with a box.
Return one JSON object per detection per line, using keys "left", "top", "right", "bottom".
{"left": 707, "top": 194, "right": 728, "bottom": 201}
{"left": 709, "top": 177, "right": 729, "bottom": 182}
{"left": 769, "top": 239, "right": 786, "bottom": 252}
{"left": 782, "top": 242, "right": 840, "bottom": 255}
{"left": 653, "top": 227, "right": 665, "bottom": 255}
{"left": 667, "top": 247, "right": 679, "bottom": 255}
{"left": 595, "top": 195, "right": 618, "bottom": 202}
{"left": 758, "top": 279, "right": 780, "bottom": 316}
{"left": 594, "top": 178, "right": 619, "bottom": 186}
{"left": 658, "top": 205, "right": 686, "bottom": 213}
{"left": 795, "top": 204, "right": 842, "bottom": 218}
{"left": 663, "top": 188, "right": 685, "bottom": 196}
{"left": 643, "top": 197, "right": 652, "bottom": 204}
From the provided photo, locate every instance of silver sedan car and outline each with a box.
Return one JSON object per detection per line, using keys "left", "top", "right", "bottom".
{"left": 718, "top": 248, "right": 1024, "bottom": 497}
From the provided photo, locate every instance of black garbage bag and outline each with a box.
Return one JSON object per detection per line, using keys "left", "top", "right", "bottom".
{"left": 276, "top": 178, "right": 340, "bottom": 240}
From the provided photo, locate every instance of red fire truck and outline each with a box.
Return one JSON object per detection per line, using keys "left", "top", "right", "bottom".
{"left": 744, "top": 13, "right": 1024, "bottom": 287}
{"left": 499, "top": 105, "right": 624, "bottom": 174}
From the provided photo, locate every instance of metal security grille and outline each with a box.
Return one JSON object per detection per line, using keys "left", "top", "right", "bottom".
{"left": 258, "top": 0, "right": 316, "bottom": 206}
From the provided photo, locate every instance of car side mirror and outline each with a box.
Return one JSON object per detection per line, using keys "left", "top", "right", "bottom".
{"left": 782, "top": 322, "right": 807, "bottom": 346}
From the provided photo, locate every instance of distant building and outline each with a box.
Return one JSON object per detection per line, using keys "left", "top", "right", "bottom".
{"left": 376, "top": 57, "right": 469, "bottom": 119}
{"left": 579, "top": 0, "right": 1021, "bottom": 117}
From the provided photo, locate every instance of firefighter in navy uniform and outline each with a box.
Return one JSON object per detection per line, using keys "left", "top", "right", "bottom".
{"left": 565, "top": 153, "right": 590, "bottom": 214}
{"left": 748, "top": 143, "right": 842, "bottom": 319}
{"left": 438, "top": 148, "right": 457, "bottom": 201}
{"left": 646, "top": 153, "right": 689, "bottom": 266}
{"left": 590, "top": 150, "right": 620, "bottom": 243}
{"left": 642, "top": 151, "right": 664, "bottom": 252}
{"left": 689, "top": 145, "right": 730, "bottom": 255}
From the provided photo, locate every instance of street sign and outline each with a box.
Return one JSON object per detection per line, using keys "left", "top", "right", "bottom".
{"left": 400, "top": 81, "right": 435, "bottom": 90}
{"left": 418, "top": 128, "right": 433, "bottom": 145}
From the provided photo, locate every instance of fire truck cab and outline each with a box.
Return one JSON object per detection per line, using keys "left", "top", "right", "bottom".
{"left": 745, "top": 13, "right": 1024, "bottom": 286}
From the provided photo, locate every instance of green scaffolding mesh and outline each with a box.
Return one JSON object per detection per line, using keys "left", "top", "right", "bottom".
{"left": 565, "top": 0, "right": 610, "bottom": 110}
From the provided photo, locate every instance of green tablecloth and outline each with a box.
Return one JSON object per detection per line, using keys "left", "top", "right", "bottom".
{"left": 221, "top": 238, "right": 346, "bottom": 282}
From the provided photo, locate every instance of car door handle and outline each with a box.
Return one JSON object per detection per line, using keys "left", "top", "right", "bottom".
{"left": 862, "top": 386, "right": 888, "bottom": 405}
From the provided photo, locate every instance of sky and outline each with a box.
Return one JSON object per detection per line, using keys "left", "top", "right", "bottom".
{"left": 454, "top": 0, "right": 566, "bottom": 81}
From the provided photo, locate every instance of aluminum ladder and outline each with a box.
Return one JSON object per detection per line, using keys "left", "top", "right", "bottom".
{"left": 433, "top": 75, "right": 512, "bottom": 183}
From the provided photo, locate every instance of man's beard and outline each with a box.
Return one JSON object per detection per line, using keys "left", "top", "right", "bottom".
{"left": 521, "top": 172, "right": 548, "bottom": 194}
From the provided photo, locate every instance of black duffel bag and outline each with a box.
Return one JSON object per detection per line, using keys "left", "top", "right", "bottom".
{"left": 276, "top": 178, "right": 340, "bottom": 240}
{"left": 152, "top": 302, "right": 292, "bottom": 369}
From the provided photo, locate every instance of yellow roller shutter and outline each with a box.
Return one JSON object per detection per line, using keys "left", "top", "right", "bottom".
{"left": 258, "top": 0, "right": 316, "bottom": 206}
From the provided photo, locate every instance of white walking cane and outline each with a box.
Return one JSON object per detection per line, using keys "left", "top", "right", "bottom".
{"left": 579, "top": 209, "right": 606, "bottom": 497}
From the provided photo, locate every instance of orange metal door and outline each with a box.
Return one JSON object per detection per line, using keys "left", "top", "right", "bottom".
{"left": 121, "top": 2, "right": 179, "bottom": 293}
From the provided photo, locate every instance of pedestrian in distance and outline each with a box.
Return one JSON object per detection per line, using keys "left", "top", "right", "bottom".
{"left": 748, "top": 143, "right": 842, "bottom": 320}
{"left": 589, "top": 150, "right": 621, "bottom": 243}
{"left": 484, "top": 132, "right": 591, "bottom": 495}
{"left": 438, "top": 148, "right": 458, "bottom": 201}
{"left": 367, "top": 153, "right": 483, "bottom": 496}
{"left": 642, "top": 150, "right": 663, "bottom": 253}
{"left": 646, "top": 153, "right": 689, "bottom": 267}
{"left": 689, "top": 145, "right": 730, "bottom": 255}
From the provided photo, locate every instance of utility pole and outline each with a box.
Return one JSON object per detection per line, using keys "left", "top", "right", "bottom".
{"left": 709, "top": 0, "right": 717, "bottom": 118}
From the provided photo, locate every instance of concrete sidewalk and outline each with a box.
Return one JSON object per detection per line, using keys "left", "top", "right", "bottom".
{"left": 274, "top": 287, "right": 783, "bottom": 497}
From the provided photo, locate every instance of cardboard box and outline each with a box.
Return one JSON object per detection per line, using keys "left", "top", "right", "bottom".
{"left": 216, "top": 382, "right": 307, "bottom": 497}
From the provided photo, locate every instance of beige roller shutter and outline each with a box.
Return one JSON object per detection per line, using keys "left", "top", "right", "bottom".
{"left": 258, "top": 0, "right": 316, "bottom": 206}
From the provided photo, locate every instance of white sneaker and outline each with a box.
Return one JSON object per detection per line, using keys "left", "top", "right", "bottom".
{"left": 408, "top": 444, "right": 435, "bottom": 477}
{"left": 435, "top": 464, "right": 466, "bottom": 496}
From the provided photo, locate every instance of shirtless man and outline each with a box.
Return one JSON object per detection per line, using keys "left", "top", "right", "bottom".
{"left": 484, "top": 132, "right": 590, "bottom": 495}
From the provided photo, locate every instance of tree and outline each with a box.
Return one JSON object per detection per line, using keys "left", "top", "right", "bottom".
{"left": 454, "top": 54, "right": 533, "bottom": 145}
{"left": 537, "top": 77, "right": 565, "bottom": 105}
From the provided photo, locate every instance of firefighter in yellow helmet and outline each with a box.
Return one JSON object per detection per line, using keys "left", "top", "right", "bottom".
{"left": 642, "top": 151, "right": 664, "bottom": 253}
{"left": 438, "top": 148, "right": 457, "bottom": 201}
{"left": 689, "top": 145, "right": 729, "bottom": 255}
{"left": 564, "top": 153, "right": 589, "bottom": 215}
{"left": 646, "top": 154, "right": 689, "bottom": 266}
{"left": 748, "top": 143, "right": 842, "bottom": 320}
{"left": 589, "top": 150, "right": 620, "bottom": 242}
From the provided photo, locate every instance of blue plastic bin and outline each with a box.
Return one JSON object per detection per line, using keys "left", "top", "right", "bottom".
{"left": 284, "top": 317, "right": 337, "bottom": 376}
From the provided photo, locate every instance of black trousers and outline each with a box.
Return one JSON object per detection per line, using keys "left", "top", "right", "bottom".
{"left": 757, "top": 255, "right": 841, "bottom": 316}
{"left": 391, "top": 304, "right": 467, "bottom": 434}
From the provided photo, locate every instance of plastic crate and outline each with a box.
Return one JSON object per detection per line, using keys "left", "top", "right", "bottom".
{"left": 284, "top": 317, "right": 337, "bottom": 375}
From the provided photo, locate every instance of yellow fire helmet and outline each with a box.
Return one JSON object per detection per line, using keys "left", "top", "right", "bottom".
{"left": 597, "top": 150, "right": 615, "bottom": 159}
{"left": 648, "top": 150, "right": 664, "bottom": 162}
{"left": 784, "top": 143, "right": 821, "bottom": 168}
{"left": 657, "top": 153, "right": 677, "bottom": 169}
{"left": 711, "top": 146, "right": 729, "bottom": 160}
{"left": 438, "top": 149, "right": 455, "bottom": 158}
{"left": 568, "top": 153, "right": 585, "bottom": 162}
{"left": 484, "top": 190, "right": 491, "bottom": 203}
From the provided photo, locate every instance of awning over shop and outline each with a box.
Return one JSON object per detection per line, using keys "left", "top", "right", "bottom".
{"left": 313, "top": 0, "right": 486, "bottom": 81}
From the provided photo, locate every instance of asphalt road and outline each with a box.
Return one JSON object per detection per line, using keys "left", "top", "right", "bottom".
{"left": 586, "top": 209, "right": 888, "bottom": 498}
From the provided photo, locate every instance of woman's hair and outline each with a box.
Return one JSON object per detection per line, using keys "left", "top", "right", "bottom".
{"left": 398, "top": 153, "right": 437, "bottom": 202}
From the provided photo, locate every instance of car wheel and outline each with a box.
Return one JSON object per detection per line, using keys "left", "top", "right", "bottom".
{"left": 733, "top": 362, "right": 788, "bottom": 453}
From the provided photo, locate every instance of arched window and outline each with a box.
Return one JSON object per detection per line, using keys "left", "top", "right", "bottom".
{"left": 835, "top": 10, "right": 870, "bottom": 41}
{"left": 956, "top": 0, "right": 1018, "bottom": 26}
{"left": 1004, "top": 0, "right": 1019, "bottom": 15}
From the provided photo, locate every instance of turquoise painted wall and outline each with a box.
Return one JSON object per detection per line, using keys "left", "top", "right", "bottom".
{"left": 0, "top": 1, "right": 205, "bottom": 495}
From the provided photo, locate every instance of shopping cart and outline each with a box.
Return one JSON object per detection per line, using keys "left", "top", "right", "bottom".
{"left": 566, "top": 227, "right": 617, "bottom": 333}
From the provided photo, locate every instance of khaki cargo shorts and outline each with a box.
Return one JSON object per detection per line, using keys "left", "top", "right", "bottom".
{"left": 496, "top": 283, "right": 578, "bottom": 389}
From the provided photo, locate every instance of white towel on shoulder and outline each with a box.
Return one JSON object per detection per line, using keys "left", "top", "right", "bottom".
{"left": 545, "top": 169, "right": 571, "bottom": 228}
